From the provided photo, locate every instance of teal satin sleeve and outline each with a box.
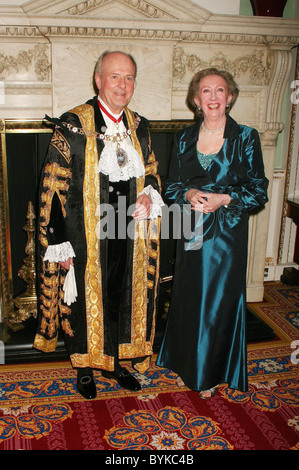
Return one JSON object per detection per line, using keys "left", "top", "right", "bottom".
{"left": 164, "top": 181, "right": 189, "bottom": 206}
{"left": 225, "top": 127, "right": 268, "bottom": 212}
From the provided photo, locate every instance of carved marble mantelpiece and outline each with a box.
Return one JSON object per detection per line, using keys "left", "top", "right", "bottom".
{"left": 0, "top": 1, "right": 298, "bottom": 121}
{"left": 0, "top": 0, "right": 298, "bottom": 310}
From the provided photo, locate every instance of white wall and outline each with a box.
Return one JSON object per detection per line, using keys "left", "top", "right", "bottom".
{"left": 191, "top": 0, "right": 240, "bottom": 14}
{"left": 0, "top": 0, "right": 241, "bottom": 14}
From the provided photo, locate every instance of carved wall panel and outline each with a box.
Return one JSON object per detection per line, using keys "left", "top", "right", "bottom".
{"left": 0, "top": 41, "right": 52, "bottom": 118}
{"left": 51, "top": 42, "right": 173, "bottom": 119}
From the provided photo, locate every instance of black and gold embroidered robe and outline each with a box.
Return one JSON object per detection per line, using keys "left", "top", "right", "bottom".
{"left": 33, "top": 97, "right": 161, "bottom": 374}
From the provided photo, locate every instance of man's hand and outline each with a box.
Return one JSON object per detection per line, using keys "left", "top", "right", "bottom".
{"left": 59, "top": 257, "right": 73, "bottom": 270}
{"left": 132, "top": 193, "right": 152, "bottom": 220}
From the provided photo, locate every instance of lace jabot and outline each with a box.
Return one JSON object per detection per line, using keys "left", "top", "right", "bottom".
{"left": 97, "top": 100, "right": 145, "bottom": 182}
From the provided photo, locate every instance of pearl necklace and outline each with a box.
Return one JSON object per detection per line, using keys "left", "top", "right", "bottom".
{"left": 201, "top": 121, "right": 225, "bottom": 134}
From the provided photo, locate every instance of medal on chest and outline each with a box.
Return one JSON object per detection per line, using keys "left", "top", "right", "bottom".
{"left": 62, "top": 102, "right": 141, "bottom": 172}
{"left": 116, "top": 144, "right": 128, "bottom": 167}
{"left": 98, "top": 100, "right": 131, "bottom": 168}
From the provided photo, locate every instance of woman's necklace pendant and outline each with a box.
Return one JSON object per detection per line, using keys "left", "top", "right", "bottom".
{"left": 116, "top": 146, "right": 128, "bottom": 167}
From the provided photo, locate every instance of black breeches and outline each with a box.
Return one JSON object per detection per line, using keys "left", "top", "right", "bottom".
{"left": 107, "top": 180, "right": 130, "bottom": 368}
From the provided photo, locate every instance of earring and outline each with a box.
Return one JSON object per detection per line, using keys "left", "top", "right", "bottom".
{"left": 226, "top": 103, "right": 230, "bottom": 108}
{"left": 197, "top": 105, "right": 201, "bottom": 111}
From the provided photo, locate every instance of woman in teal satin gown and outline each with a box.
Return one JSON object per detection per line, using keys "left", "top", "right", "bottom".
{"left": 157, "top": 68, "right": 268, "bottom": 397}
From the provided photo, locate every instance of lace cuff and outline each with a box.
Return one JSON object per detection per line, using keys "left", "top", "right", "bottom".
{"left": 44, "top": 241, "right": 76, "bottom": 263}
{"left": 63, "top": 265, "right": 78, "bottom": 305}
{"left": 139, "top": 185, "right": 165, "bottom": 219}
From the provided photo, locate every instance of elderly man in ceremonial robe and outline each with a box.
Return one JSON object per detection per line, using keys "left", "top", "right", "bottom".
{"left": 34, "top": 51, "right": 163, "bottom": 399}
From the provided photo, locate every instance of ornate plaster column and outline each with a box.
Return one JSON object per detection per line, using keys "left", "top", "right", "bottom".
{"left": 247, "top": 48, "right": 293, "bottom": 298}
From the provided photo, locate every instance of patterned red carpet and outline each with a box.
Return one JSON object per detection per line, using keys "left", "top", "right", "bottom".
{"left": 0, "top": 282, "right": 298, "bottom": 452}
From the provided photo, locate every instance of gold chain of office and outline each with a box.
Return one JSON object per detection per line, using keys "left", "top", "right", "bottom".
{"left": 61, "top": 114, "right": 141, "bottom": 143}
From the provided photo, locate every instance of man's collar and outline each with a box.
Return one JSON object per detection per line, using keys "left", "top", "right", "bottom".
{"left": 97, "top": 96, "right": 123, "bottom": 122}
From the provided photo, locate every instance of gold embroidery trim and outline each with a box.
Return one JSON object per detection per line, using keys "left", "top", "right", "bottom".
{"left": 34, "top": 333, "right": 58, "bottom": 353}
{"left": 118, "top": 108, "right": 161, "bottom": 367}
{"left": 117, "top": 108, "right": 148, "bottom": 360}
{"left": 149, "top": 218, "right": 161, "bottom": 349}
{"left": 39, "top": 162, "right": 71, "bottom": 248}
{"left": 69, "top": 104, "right": 114, "bottom": 371}
{"left": 51, "top": 129, "right": 71, "bottom": 164}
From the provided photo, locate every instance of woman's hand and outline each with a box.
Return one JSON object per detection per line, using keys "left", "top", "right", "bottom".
{"left": 185, "top": 189, "right": 231, "bottom": 214}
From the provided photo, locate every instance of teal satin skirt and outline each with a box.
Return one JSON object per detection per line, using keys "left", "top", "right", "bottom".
{"left": 157, "top": 208, "right": 248, "bottom": 392}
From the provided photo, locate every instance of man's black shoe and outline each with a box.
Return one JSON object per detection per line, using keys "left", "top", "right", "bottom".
{"left": 102, "top": 367, "right": 141, "bottom": 391}
{"left": 77, "top": 375, "right": 97, "bottom": 399}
